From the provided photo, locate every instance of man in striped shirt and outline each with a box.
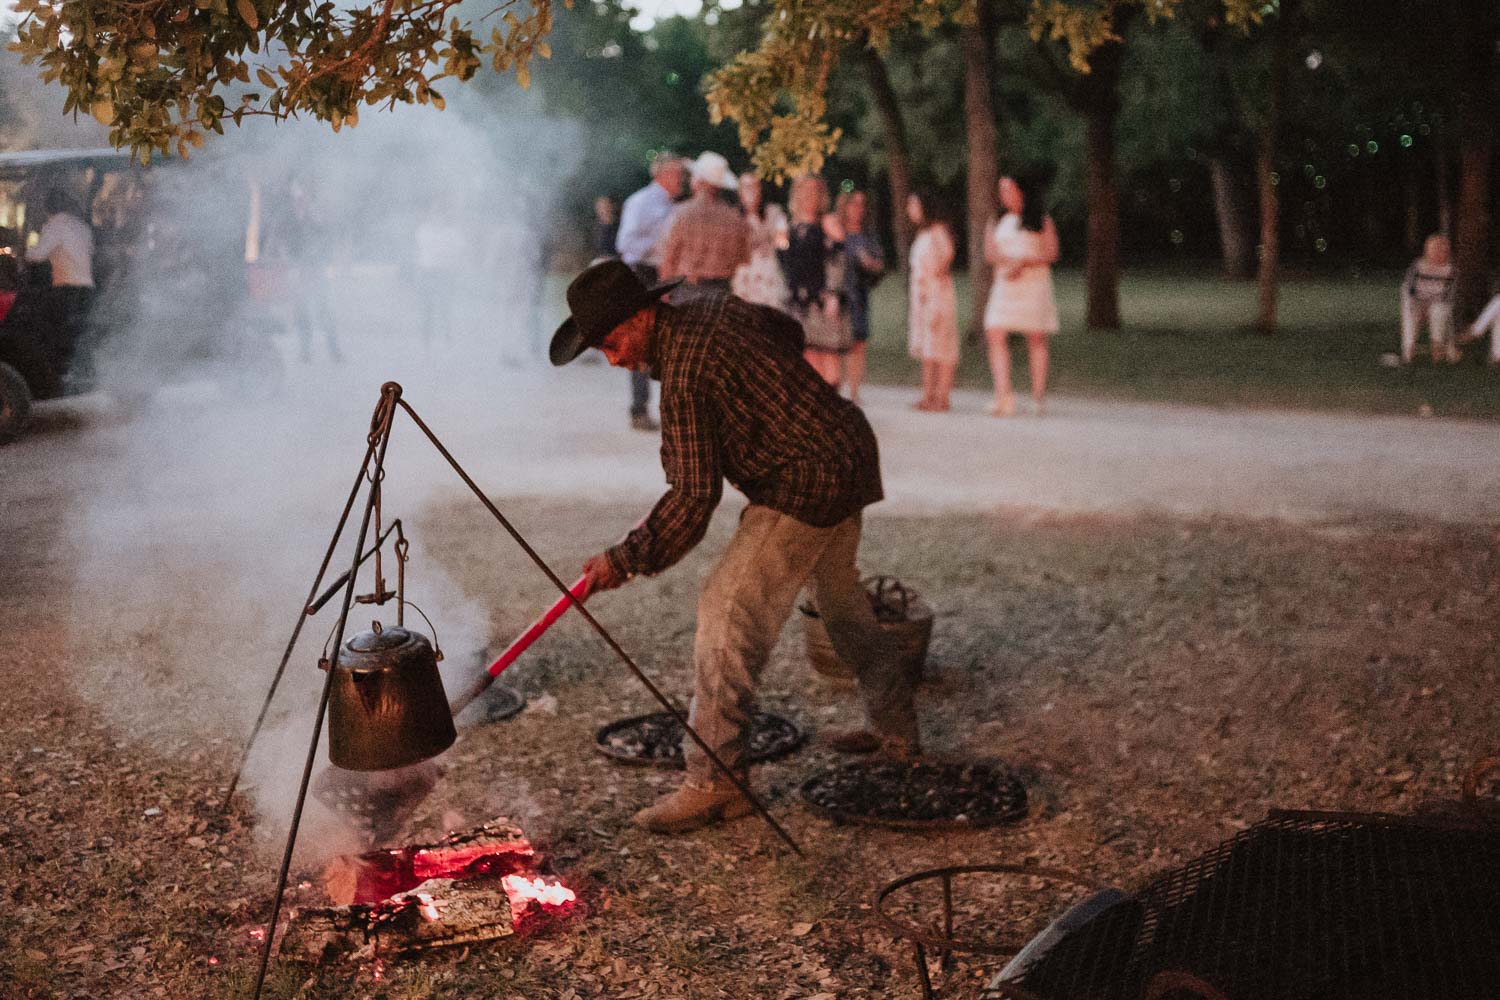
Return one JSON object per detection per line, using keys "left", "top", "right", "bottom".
{"left": 551, "top": 259, "right": 921, "bottom": 833}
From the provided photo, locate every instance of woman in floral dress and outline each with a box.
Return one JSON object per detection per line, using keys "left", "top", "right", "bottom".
{"left": 906, "top": 190, "right": 958, "bottom": 411}
{"left": 731, "top": 171, "right": 789, "bottom": 309}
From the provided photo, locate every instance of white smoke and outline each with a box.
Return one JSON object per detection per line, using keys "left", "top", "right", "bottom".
{"left": 58, "top": 85, "right": 588, "bottom": 862}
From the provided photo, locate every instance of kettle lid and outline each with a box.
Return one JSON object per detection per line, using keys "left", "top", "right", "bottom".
{"left": 345, "top": 625, "right": 418, "bottom": 653}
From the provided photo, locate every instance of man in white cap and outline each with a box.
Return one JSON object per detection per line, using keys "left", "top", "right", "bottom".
{"left": 658, "top": 151, "right": 749, "bottom": 297}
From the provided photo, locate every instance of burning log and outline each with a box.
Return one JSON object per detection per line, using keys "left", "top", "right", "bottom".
{"left": 284, "top": 817, "right": 575, "bottom": 962}
{"left": 283, "top": 877, "right": 517, "bottom": 961}
{"left": 322, "top": 818, "right": 536, "bottom": 906}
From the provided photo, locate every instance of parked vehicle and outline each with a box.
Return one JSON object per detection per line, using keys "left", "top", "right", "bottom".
{"left": 0, "top": 148, "right": 283, "bottom": 444}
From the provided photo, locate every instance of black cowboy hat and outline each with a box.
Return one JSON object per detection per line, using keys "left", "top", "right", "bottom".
{"left": 549, "top": 259, "right": 682, "bottom": 366}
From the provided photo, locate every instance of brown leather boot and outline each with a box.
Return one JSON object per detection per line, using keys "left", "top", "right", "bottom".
{"left": 631, "top": 782, "right": 755, "bottom": 834}
{"left": 825, "top": 728, "right": 922, "bottom": 759}
{"left": 824, "top": 728, "right": 882, "bottom": 754}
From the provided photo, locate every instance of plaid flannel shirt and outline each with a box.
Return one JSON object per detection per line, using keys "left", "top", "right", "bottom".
{"left": 606, "top": 293, "right": 884, "bottom": 579}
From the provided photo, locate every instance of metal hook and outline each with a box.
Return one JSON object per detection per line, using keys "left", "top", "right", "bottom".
{"left": 394, "top": 523, "right": 409, "bottom": 628}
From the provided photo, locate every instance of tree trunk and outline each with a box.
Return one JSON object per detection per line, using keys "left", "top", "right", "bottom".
{"left": 1207, "top": 156, "right": 1254, "bottom": 278}
{"left": 1254, "top": 122, "right": 1280, "bottom": 334}
{"left": 1454, "top": 138, "right": 1493, "bottom": 321}
{"left": 1083, "top": 107, "right": 1122, "bottom": 329}
{"left": 859, "top": 46, "right": 915, "bottom": 267}
{"left": 1436, "top": 135, "right": 1454, "bottom": 237}
{"left": 1451, "top": 0, "right": 1498, "bottom": 323}
{"left": 962, "top": 5, "right": 1000, "bottom": 337}
{"left": 1401, "top": 157, "right": 1423, "bottom": 256}
{"left": 1255, "top": 3, "right": 1291, "bottom": 336}
{"left": 1066, "top": 13, "right": 1131, "bottom": 332}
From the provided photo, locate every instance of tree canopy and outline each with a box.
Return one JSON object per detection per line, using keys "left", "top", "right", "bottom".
{"left": 8, "top": 0, "right": 1273, "bottom": 168}
{"left": 704, "top": 0, "right": 1268, "bottom": 179}
{"left": 8, "top": 0, "right": 558, "bottom": 161}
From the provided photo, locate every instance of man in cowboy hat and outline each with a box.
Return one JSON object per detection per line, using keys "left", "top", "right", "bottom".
{"left": 657, "top": 151, "right": 749, "bottom": 295}
{"left": 552, "top": 259, "right": 921, "bottom": 833}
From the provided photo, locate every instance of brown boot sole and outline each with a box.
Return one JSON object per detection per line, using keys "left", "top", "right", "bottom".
{"left": 825, "top": 730, "right": 882, "bottom": 754}
{"left": 633, "top": 794, "right": 754, "bottom": 834}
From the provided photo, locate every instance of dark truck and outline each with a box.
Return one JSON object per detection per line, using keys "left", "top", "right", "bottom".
{"left": 0, "top": 148, "right": 282, "bottom": 444}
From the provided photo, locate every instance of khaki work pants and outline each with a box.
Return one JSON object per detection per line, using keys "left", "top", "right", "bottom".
{"left": 683, "top": 506, "right": 918, "bottom": 790}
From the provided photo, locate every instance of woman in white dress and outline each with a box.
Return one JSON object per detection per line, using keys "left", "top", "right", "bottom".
{"left": 906, "top": 190, "right": 958, "bottom": 411}
{"left": 731, "top": 171, "right": 790, "bottom": 309}
{"left": 983, "top": 175, "right": 1060, "bottom": 416}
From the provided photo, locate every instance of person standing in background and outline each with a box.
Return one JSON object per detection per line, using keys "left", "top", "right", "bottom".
{"left": 592, "top": 196, "right": 619, "bottom": 261}
{"left": 25, "top": 189, "right": 95, "bottom": 357}
{"left": 837, "top": 190, "right": 884, "bottom": 405}
{"left": 615, "top": 152, "right": 687, "bottom": 431}
{"left": 658, "top": 152, "right": 749, "bottom": 297}
{"left": 1399, "top": 234, "right": 1457, "bottom": 365}
{"left": 905, "top": 191, "right": 957, "bottom": 412}
{"left": 263, "top": 177, "right": 342, "bottom": 364}
{"left": 983, "top": 175, "right": 1059, "bottom": 416}
{"left": 415, "top": 197, "right": 466, "bottom": 350}
{"left": 783, "top": 175, "right": 847, "bottom": 386}
{"left": 731, "top": 171, "right": 789, "bottom": 309}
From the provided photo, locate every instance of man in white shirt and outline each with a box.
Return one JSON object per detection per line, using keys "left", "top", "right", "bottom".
{"left": 24, "top": 189, "right": 95, "bottom": 355}
{"left": 614, "top": 152, "right": 685, "bottom": 431}
{"left": 27, "top": 189, "right": 94, "bottom": 289}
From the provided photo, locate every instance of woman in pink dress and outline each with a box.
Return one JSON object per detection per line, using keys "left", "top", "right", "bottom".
{"left": 983, "top": 175, "right": 1060, "bottom": 416}
{"left": 906, "top": 190, "right": 958, "bottom": 411}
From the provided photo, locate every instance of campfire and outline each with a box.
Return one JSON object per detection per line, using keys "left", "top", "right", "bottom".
{"left": 282, "top": 818, "right": 577, "bottom": 963}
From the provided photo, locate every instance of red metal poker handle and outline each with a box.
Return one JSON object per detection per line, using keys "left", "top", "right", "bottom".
{"left": 449, "top": 575, "right": 588, "bottom": 715}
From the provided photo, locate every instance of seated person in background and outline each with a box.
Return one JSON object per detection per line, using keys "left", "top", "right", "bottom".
{"left": 1400, "top": 234, "right": 1456, "bottom": 365}
{"left": 1464, "top": 286, "right": 1500, "bottom": 367}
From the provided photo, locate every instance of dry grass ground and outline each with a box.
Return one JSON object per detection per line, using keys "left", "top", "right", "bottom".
{"left": 3, "top": 497, "right": 1498, "bottom": 999}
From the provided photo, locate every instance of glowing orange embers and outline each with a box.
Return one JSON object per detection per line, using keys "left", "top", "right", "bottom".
{"left": 502, "top": 874, "right": 577, "bottom": 918}
{"left": 281, "top": 818, "right": 577, "bottom": 963}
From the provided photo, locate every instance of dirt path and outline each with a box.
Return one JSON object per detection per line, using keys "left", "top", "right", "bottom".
{"left": 6, "top": 363, "right": 1498, "bottom": 526}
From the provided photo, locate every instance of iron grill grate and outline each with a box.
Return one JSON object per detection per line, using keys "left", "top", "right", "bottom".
{"left": 993, "top": 810, "right": 1500, "bottom": 1000}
